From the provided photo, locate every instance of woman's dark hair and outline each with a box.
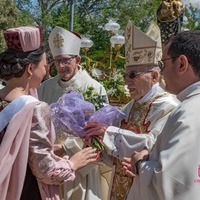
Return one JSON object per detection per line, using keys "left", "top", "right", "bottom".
{"left": 0, "top": 46, "right": 45, "bottom": 81}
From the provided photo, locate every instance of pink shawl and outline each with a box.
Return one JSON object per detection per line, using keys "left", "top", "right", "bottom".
{"left": 0, "top": 102, "right": 62, "bottom": 200}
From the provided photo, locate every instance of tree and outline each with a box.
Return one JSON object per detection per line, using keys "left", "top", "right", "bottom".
{"left": 14, "top": 0, "right": 68, "bottom": 46}
{"left": 0, "top": 0, "right": 17, "bottom": 50}
{"left": 9, "top": 0, "right": 200, "bottom": 104}
{"left": 183, "top": 3, "right": 200, "bottom": 30}
{"left": 13, "top": 0, "right": 163, "bottom": 48}
{"left": 13, "top": 0, "right": 109, "bottom": 47}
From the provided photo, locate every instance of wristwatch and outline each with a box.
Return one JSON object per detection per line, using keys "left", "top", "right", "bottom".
{"left": 133, "top": 159, "right": 143, "bottom": 175}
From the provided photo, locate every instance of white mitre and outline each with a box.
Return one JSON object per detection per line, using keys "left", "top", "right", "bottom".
{"left": 125, "top": 21, "right": 162, "bottom": 67}
{"left": 49, "top": 26, "right": 81, "bottom": 57}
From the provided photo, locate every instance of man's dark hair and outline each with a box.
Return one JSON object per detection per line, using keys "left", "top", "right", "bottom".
{"left": 165, "top": 30, "right": 200, "bottom": 75}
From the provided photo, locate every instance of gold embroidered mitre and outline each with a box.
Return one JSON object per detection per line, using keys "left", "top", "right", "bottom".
{"left": 125, "top": 21, "right": 162, "bottom": 67}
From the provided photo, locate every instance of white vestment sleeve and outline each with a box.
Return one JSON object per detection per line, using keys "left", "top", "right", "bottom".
{"left": 103, "top": 113, "right": 170, "bottom": 158}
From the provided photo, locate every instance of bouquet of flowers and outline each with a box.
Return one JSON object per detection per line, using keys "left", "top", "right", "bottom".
{"left": 50, "top": 90, "right": 125, "bottom": 158}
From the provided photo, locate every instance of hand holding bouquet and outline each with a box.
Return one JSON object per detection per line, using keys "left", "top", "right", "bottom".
{"left": 50, "top": 90, "right": 125, "bottom": 159}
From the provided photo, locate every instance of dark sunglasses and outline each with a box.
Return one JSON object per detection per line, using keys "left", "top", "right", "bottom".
{"left": 54, "top": 55, "right": 77, "bottom": 65}
{"left": 123, "top": 70, "right": 152, "bottom": 80}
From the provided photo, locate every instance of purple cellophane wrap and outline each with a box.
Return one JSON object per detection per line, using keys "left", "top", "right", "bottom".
{"left": 89, "top": 105, "right": 125, "bottom": 125}
{"left": 50, "top": 90, "right": 125, "bottom": 137}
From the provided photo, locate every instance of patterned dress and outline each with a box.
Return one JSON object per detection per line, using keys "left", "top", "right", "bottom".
{"left": 0, "top": 96, "right": 76, "bottom": 200}
{"left": 110, "top": 98, "right": 161, "bottom": 200}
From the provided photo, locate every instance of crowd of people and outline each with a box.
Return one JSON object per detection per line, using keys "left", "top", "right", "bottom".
{"left": 1, "top": 18, "right": 200, "bottom": 200}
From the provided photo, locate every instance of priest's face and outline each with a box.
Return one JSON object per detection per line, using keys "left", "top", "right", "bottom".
{"left": 124, "top": 66, "right": 158, "bottom": 100}
{"left": 54, "top": 54, "right": 81, "bottom": 81}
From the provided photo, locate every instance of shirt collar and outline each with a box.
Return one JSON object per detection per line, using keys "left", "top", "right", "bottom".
{"left": 137, "top": 83, "right": 159, "bottom": 104}
{"left": 177, "top": 81, "right": 200, "bottom": 102}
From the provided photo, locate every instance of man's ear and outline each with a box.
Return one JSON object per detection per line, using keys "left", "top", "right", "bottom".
{"left": 151, "top": 70, "right": 160, "bottom": 83}
{"left": 178, "top": 55, "right": 189, "bottom": 74}
{"left": 76, "top": 55, "right": 81, "bottom": 64}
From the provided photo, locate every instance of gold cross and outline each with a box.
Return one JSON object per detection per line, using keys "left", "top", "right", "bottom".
{"left": 53, "top": 33, "right": 64, "bottom": 48}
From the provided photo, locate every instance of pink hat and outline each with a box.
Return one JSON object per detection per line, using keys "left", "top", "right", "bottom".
{"left": 3, "top": 26, "right": 42, "bottom": 52}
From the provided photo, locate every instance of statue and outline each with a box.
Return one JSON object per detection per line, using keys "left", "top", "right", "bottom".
{"left": 157, "top": 0, "right": 184, "bottom": 45}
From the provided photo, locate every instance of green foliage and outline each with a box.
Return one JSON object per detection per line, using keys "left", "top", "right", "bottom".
{"left": 184, "top": 4, "right": 200, "bottom": 30}
{"left": 0, "top": 0, "right": 17, "bottom": 51}
{"left": 0, "top": 0, "right": 17, "bottom": 27}
{"left": 50, "top": 4, "right": 70, "bottom": 29}
{"left": 91, "top": 136, "right": 105, "bottom": 151}
{"left": 16, "top": 10, "right": 35, "bottom": 26}
{"left": 14, "top": 0, "right": 67, "bottom": 47}
{"left": 2, "top": 0, "right": 200, "bottom": 106}
{"left": 12, "top": 0, "right": 200, "bottom": 51}
{"left": 88, "top": 68, "right": 130, "bottom": 105}
{"left": 82, "top": 86, "right": 104, "bottom": 110}
{"left": 81, "top": 85, "right": 106, "bottom": 158}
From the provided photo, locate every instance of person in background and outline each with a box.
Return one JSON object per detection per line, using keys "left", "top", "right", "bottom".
{"left": 42, "top": 49, "right": 54, "bottom": 82}
{"left": 0, "top": 26, "right": 97, "bottom": 200}
{"left": 38, "top": 26, "right": 110, "bottom": 200}
{"left": 123, "top": 30, "right": 200, "bottom": 200}
{"left": 84, "top": 21, "right": 180, "bottom": 200}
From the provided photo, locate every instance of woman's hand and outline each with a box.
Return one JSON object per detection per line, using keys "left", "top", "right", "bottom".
{"left": 70, "top": 147, "right": 97, "bottom": 171}
{"left": 84, "top": 121, "right": 108, "bottom": 138}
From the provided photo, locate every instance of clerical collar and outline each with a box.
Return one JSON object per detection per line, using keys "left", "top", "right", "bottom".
{"left": 177, "top": 81, "right": 200, "bottom": 102}
{"left": 137, "top": 83, "right": 159, "bottom": 104}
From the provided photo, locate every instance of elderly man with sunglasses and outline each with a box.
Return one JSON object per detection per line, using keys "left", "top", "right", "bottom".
{"left": 84, "top": 21, "right": 179, "bottom": 200}
{"left": 124, "top": 30, "right": 200, "bottom": 200}
{"left": 38, "top": 27, "right": 109, "bottom": 200}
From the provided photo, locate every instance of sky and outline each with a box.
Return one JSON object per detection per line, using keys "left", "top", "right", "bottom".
{"left": 183, "top": 0, "right": 200, "bottom": 7}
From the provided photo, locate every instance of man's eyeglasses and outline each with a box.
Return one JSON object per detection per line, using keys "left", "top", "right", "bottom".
{"left": 123, "top": 70, "right": 152, "bottom": 80}
{"left": 54, "top": 55, "right": 77, "bottom": 65}
{"left": 158, "top": 56, "right": 179, "bottom": 71}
